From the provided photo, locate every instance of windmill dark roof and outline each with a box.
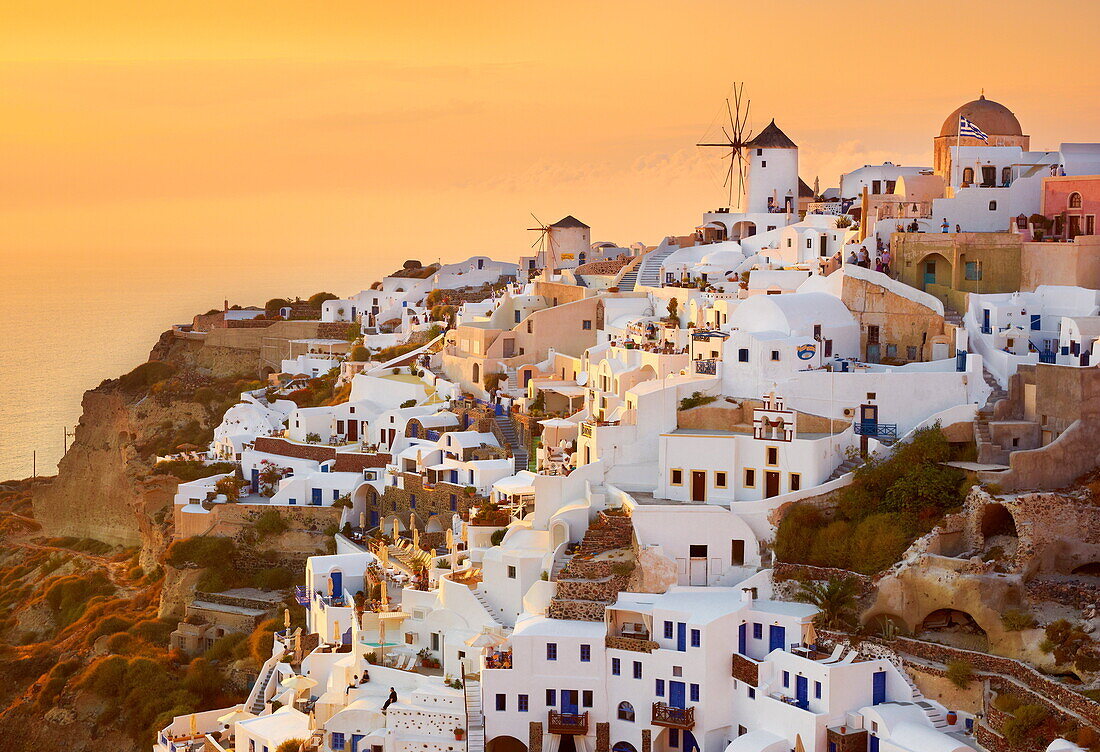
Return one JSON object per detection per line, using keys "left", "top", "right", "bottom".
{"left": 746, "top": 120, "right": 797, "bottom": 149}
{"left": 550, "top": 215, "right": 590, "bottom": 229}
{"left": 798, "top": 178, "right": 815, "bottom": 198}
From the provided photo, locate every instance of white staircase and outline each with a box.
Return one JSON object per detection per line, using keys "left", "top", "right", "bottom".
{"left": 617, "top": 267, "right": 639, "bottom": 292}
{"left": 464, "top": 679, "right": 485, "bottom": 752}
{"left": 636, "top": 247, "right": 676, "bottom": 288}
{"left": 915, "top": 700, "right": 949, "bottom": 729}
{"left": 473, "top": 587, "right": 507, "bottom": 627}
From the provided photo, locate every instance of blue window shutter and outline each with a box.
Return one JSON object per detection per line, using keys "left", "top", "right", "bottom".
{"left": 656, "top": 679, "right": 664, "bottom": 696}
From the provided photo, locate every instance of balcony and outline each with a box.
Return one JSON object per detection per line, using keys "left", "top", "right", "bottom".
{"left": 651, "top": 703, "right": 695, "bottom": 730}
{"left": 605, "top": 634, "right": 658, "bottom": 653}
{"left": 694, "top": 358, "right": 717, "bottom": 375}
{"left": 730, "top": 653, "right": 759, "bottom": 686}
{"left": 548, "top": 711, "right": 588, "bottom": 735}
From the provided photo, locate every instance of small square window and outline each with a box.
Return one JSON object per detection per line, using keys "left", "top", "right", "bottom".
{"left": 748, "top": 686, "right": 756, "bottom": 699}
{"left": 766, "top": 447, "right": 778, "bottom": 465}
{"left": 582, "top": 320, "right": 592, "bottom": 330}
{"left": 507, "top": 566, "right": 517, "bottom": 579}
{"left": 770, "top": 350, "right": 780, "bottom": 361}
{"left": 580, "top": 644, "right": 591, "bottom": 662}
{"left": 744, "top": 468, "right": 756, "bottom": 488}
{"left": 867, "top": 392, "right": 876, "bottom": 400}
{"left": 714, "top": 472, "right": 727, "bottom": 489}
{"left": 670, "top": 469, "right": 683, "bottom": 486}
{"left": 672, "top": 665, "right": 683, "bottom": 677}
{"left": 546, "top": 643, "right": 557, "bottom": 661}
{"left": 789, "top": 473, "right": 801, "bottom": 491}
{"left": 738, "top": 348, "right": 749, "bottom": 362}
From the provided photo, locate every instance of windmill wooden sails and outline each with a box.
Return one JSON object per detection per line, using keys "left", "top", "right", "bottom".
{"left": 697, "top": 82, "right": 754, "bottom": 209}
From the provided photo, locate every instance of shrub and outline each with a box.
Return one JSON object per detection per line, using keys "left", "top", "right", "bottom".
{"left": 129, "top": 618, "right": 175, "bottom": 646}
{"left": 276, "top": 740, "right": 308, "bottom": 752}
{"left": 1002, "top": 704, "right": 1048, "bottom": 746}
{"left": 993, "top": 693, "right": 1023, "bottom": 713}
{"left": 44, "top": 571, "right": 115, "bottom": 627}
{"left": 1001, "top": 609, "right": 1037, "bottom": 632}
{"left": 305, "top": 432, "right": 321, "bottom": 444}
{"left": 87, "top": 615, "right": 134, "bottom": 645}
{"left": 308, "top": 292, "right": 339, "bottom": 308}
{"left": 118, "top": 361, "right": 176, "bottom": 392}
{"left": 252, "top": 568, "right": 294, "bottom": 590}
{"left": 945, "top": 660, "right": 974, "bottom": 688}
{"left": 215, "top": 475, "right": 246, "bottom": 502}
{"left": 254, "top": 510, "right": 289, "bottom": 538}
{"left": 610, "top": 561, "right": 636, "bottom": 577}
{"left": 350, "top": 345, "right": 369, "bottom": 361}
{"left": 679, "top": 391, "right": 717, "bottom": 411}
{"left": 205, "top": 632, "right": 248, "bottom": 662}
{"left": 166, "top": 537, "right": 237, "bottom": 569}
{"left": 490, "top": 529, "right": 507, "bottom": 546}
{"left": 400, "top": 399, "right": 417, "bottom": 408}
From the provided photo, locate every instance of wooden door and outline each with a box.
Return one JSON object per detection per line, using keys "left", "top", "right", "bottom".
{"left": 764, "top": 471, "right": 780, "bottom": 498}
{"left": 690, "top": 471, "right": 706, "bottom": 502}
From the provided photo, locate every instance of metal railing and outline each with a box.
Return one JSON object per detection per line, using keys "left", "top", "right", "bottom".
{"left": 547, "top": 711, "right": 589, "bottom": 735}
{"left": 853, "top": 423, "right": 898, "bottom": 440}
{"left": 651, "top": 702, "right": 695, "bottom": 729}
{"left": 694, "top": 359, "right": 717, "bottom": 375}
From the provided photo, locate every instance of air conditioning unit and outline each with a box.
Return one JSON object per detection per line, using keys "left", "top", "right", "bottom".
{"left": 843, "top": 408, "right": 855, "bottom": 417}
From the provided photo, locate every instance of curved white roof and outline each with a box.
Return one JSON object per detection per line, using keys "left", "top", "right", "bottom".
{"left": 730, "top": 291, "right": 855, "bottom": 335}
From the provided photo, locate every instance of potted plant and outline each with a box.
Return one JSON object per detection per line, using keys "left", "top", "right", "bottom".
{"left": 455, "top": 728, "right": 465, "bottom": 741}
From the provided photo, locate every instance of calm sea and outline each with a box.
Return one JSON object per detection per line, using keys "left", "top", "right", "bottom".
{"left": 0, "top": 251, "right": 400, "bottom": 481}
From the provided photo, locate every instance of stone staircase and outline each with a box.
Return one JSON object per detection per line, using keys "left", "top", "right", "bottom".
{"left": 637, "top": 247, "right": 676, "bottom": 288}
{"left": 492, "top": 412, "right": 528, "bottom": 472}
{"left": 547, "top": 512, "right": 635, "bottom": 622}
{"left": 827, "top": 455, "right": 862, "bottom": 482}
{"left": 249, "top": 664, "right": 277, "bottom": 713}
{"left": 617, "top": 268, "right": 639, "bottom": 292}
{"left": 944, "top": 307, "right": 963, "bottom": 328}
{"left": 464, "top": 679, "right": 485, "bottom": 752}
{"left": 974, "top": 369, "right": 1010, "bottom": 465}
{"left": 915, "top": 700, "right": 950, "bottom": 729}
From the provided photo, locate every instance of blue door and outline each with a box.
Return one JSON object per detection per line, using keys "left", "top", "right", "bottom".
{"left": 561, "top": 690, "right": 578, "bottom": 714}
{"left": 369, "top": 511, "right": 378, "bottom": 528}
{"left": 768, "top": 625, "right": 785, "bottom": 653}
{"left": 250, "top": 468, "right": 259, "bottom": 493}
{"left": 868, "top": 736, "right": 880, "bottom": 752}
{"left": 681, "top": 731, "right": 699, "bottom": 752}
{"left": 312, "top": 488, "right": 323, "bottom": 506}
{"left": 923, "top": 261, "right": 936, "bottom": 287}
{"left": 676, "top": 623, "right": 687, "bottom": 652}
{"left": 738, "top": 623, "right": 747, "bottom": 655}
{"left": 329, "top": 570, "right": 342, "bottom": 598}
{"left": 982, "top": 308, "right": 991, "bottom": 334}
{"left": 1031, "top": 314, "right": 1041, "bottom": 330}
{"left": 351, "top": 734, "right": 366, "bottom": 752}
{"left": 795, "top": 675, "right": 809, "bottom": 709}
{"left": 669, "top": 681, "right": 686, "bottom": 708}
{"left": 872, "top": 670, "right": 887, "bottom": 705}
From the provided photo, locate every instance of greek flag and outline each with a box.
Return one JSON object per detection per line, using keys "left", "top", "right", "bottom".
{"left": 959, "top": 115, "right": 988, "bottom": 142}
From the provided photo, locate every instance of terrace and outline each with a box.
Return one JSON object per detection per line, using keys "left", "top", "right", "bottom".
{"left": 548, "top": 710, "right": 589, "bottom": 735}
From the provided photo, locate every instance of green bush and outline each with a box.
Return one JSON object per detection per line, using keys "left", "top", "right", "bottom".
{"left": 945, "top": 660, "right": 974, "bottom": 688}
{"left": 1001, "top": 609, "right": 1037, "bottom": 632}
{"left": 350, "top": 345, "right": 369, "bottom": 361}
{"left": 205, "top": 632, "right": 248, "bottom": 662}
{"left": 252, "top": 567, "right": 294, "bottom": 590}
{"left": 254, "top": 510, "right": 289, "bottom": 538}
{"left": 490, "top": 529, "right": 507, "bottom": 546}
{"left": 1002, "top": 704, "right": 1048, "bottom": 746}
{"left": 44, "top": 571, "right": 115, "bottom": 627}
{"left": 166, "top": 537, "right": 237, "bottom": 569}
{"left": 118, "top": 361, "right": 177, "bottom": 392}
{"left": 993, "top": 692, "right": 1023, "bottom": 713}
{"left": 308, "top": 292, "right": 339, "bottom": 308}
{"left": 678, "top": 391, "right": 717, "bottom": 411}
{"left": 129, "top": 618, "right": 175, "bottom": 646}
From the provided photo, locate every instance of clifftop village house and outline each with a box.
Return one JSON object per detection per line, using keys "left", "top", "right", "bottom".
{"left": 155, "top": 93, "right": 1100, "bottom": 752}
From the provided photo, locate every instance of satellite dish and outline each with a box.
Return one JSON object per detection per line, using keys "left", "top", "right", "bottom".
{"left": 576, "top": 372, "right": 589, "bottom": 386}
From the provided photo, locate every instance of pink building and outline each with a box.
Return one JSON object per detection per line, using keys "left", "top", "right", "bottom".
{"left": 1041, "top": 175, "right": 1100, "bottom": 239}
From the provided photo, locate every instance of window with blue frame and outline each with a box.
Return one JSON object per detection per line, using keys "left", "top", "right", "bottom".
{"left": 747, "top": 686, "right": 756, "bottom": 699}
{"left": 633, "top": 661, "right": 642, "bottom": 679}
{"left": 664, "top": 621, "right": 674, "bottom": 639}
{"left": 815, "top": 681, "right": 822, "bottom": 699}
{"left": 611, "top": 658, "right": 621, "bottom": 675}
{"left": 546, "top": 689, "right": 556, "bottom": 706}
{"left": 546, "top": 643, "right": 557, "bottom": 661}
{"left": 518, "top": 694, "right": 529, "bottom": 712}
{"left": 783, "top": 671, "right": 790, "bottom": 687}
{"left": 331, "top": 734, "right": 344, "bottom": 751}
{"left": 690, "top": 629, "right": 700, "bottom": 647}
{"left": 410, "top": 494, "right": 416, "bottom": 508}
{"left": 450, "top": 494, "right": 457, "bottom": 511}
{"left": 580, "top": 644, "right": 591, "bottom": 662}
{"left": 655, "top": 679, "right": 665, "bottom": 696}
{"left": 752, "top": 623, "right": 762, "bottom": 639}
{"left": 496, "top": 694, "right": 506, "bottom": 711}
{"left": 690, "top": 683, "right": 699, "bottom": 702}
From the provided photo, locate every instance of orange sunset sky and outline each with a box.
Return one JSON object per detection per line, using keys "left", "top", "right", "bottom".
{"left": 3, "top": 0, "right": 1100, "bottom": 274}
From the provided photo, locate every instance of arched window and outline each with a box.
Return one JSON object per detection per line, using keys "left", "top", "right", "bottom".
{"left": 1069, "top": 192, "right": 1083, "bottom": 209}
{"left": 617, "top": 702, "right": 635, "bottom": 721}
{"left": 962, "top": 167, "right": 975, "bottom": 185}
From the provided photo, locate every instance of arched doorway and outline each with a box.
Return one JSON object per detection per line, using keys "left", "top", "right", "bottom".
{"left": 486, "top": 737, "right": 527, "bottom": 752}
{"left": 980, "top": 504, "right": 1017, "bottom": 539}
{"left": 917, "top": 253, "right": 953, "bottom": 294}
{"left": 613, "top": 743, "right": 638, "bottom": 752}
{"left": 919, "top": 608, "right": 988, "bottom": 651}
{"left": 472, "top": 363, "right": 481, "bottom": 385}
{"left": 731, "top": 221, "right": 756, "bottom": 240}
{"left": 551, "top": 521, "right": 569, "bottom": 552}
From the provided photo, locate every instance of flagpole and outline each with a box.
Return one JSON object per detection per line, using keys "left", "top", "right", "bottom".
{"left": 955, "top": 114, "right": 962, "bottom": 196}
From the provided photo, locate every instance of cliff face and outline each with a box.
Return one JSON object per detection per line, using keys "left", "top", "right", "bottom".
{"left": 31, "top": 329, "right": 260, "bottom": 559}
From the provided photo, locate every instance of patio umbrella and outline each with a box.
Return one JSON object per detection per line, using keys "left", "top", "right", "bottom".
{"left": 380, "top": 580, "right": 389, "bottom": 608}
{"left": 392, "top": 519, "right": 399, "bottom": 540}
{"left": 794, "top": 734, "right": 806, "bottom": 752}
{"left": 284, "top": 608, "right": 291, "bottom": 632}
{"left": 465, "top": 630, "right": 506, "bottom": 648}
{"left": 217, "top": 708, "right": 254, "bottom": 727}
{"left": 280, "top": 674, "right": 319, "bottom": 693}
{"left": 804, "top": 622, "right": 818, "bottom": 647}
{"left": 359, "top": 511, "right": 366, "bottom": 530}
{"left": 413, "top": 527, "right": 420, "bottom": 550}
